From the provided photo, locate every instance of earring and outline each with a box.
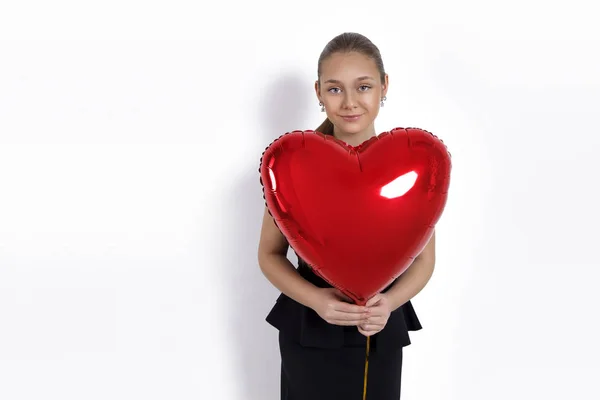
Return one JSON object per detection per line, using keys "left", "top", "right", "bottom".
{"left": 381, "top": 96, "right": 387, "bottom": 107}
{"left": 319, "top": 102, "right": 325, "bottom": 112}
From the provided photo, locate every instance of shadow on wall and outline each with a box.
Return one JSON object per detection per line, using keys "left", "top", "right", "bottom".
{"left": 224, "top": 72, "right": 314, "bottom": 400}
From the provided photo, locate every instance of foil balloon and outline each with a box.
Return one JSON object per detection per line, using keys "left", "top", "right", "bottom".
{"left": 259, "top": 127, "right": 451, "bottom": 306}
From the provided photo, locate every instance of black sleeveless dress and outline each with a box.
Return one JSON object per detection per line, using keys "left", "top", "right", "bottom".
{"left": 266, "top": 257, "right": 422, "bottom": 400}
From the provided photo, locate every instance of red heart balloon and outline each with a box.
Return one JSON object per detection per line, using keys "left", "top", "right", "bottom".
{"left": 259, "top": 127, "right": 451, "bottom": 305}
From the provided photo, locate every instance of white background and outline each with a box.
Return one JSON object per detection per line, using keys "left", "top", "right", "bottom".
{"left": 1, "top": 1, "right": 599, "bottom": 399}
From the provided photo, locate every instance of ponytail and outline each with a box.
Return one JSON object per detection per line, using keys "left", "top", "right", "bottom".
{"left": 315, "top": 117, "right": 334, "bottom": 136}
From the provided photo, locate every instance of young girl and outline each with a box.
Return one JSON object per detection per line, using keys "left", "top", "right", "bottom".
{"left": 258, "top": 32, "right": 436, "bottom": 400}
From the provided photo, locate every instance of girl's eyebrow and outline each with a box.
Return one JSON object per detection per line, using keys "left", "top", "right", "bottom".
{"left": 324, "top": 76, "right": 376, "bottom": 84}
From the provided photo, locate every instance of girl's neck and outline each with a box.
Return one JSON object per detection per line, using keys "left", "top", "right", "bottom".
{"left": 333, "top": 125, "right": 376, "bottom": 147}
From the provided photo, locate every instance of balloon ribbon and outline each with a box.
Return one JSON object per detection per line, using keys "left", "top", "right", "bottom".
{"left": 362, "top": 335, "right": 371, "bottom": 400}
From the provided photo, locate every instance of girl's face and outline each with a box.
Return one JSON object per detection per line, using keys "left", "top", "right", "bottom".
{"left": 315, "top": 51, "right": 388, "bottom": 143}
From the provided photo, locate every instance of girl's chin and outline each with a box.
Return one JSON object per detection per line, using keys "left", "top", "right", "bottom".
{"left": 336, "top": 121, "right": 366, "bottom": 132}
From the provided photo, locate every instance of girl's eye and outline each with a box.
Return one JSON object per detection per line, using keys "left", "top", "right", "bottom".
{"left": 328, "top": 86, "right": 371, "bottom": 94}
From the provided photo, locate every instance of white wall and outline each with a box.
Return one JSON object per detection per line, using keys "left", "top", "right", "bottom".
{"left": 1, "top": 2, "right": 598, "bottom": 399}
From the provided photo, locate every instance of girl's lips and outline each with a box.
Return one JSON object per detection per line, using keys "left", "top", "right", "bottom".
{"left": 341, "top": 114, "right": 362, "bottom": 122}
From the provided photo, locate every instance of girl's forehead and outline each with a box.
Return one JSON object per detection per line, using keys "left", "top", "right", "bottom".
{"left": 321, "top": 52, "right": 378, "bottom": 80}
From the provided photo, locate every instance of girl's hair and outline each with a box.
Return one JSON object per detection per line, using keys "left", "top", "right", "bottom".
{"left": 315, "top": 32, "right": 386, "bottom": 136}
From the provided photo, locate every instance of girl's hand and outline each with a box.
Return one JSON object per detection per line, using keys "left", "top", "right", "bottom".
{"left": 311, "top": 288, "right": 370, "bottom": 326}
{"left": 357, "top": 293, "right": 392, "bottom": 337}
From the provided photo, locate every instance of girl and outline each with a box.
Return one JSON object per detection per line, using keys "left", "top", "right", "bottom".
{"left": 257, "top": 32, "right": 436, "bottom": 400}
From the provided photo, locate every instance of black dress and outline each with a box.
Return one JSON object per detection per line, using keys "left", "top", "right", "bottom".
{"left": 266, "top": 257, "right": 423, "bottom": 400}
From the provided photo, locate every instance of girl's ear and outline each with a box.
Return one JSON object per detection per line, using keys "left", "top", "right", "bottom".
{"left": 382, "top": 74, "right": 389, "bottom": 97}
{"left": 314, "top": 80, "right": 321, "bottom": 103}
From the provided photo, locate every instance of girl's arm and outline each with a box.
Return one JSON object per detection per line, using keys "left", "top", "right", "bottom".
{"left": 257, "top": 207, "right": 322, "bottom": 309}
{"left": 257, "top": 207, "right": 368, "bottom": 325}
